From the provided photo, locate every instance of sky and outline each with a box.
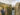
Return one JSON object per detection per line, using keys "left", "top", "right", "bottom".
{"left": 0, "top": 0, "right": 20, "bottom": 7}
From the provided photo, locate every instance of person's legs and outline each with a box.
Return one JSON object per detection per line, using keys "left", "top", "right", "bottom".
{"left": 2, "top": 13, "right": 5, "bottom": 15}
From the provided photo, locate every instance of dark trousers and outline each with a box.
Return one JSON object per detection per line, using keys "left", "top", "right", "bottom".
{"left": 2, "top": 13, "right": 5, "bottom": 15}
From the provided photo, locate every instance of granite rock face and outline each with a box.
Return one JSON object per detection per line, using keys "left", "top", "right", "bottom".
{"left": 15, "top": 2, "right": 20, "bottom": 15}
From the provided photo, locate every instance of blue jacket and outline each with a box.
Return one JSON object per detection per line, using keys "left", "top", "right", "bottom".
{"left": 1, "top": 10, "right": 4, "bottom": 13}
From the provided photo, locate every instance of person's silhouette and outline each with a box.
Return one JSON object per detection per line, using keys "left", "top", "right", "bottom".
{"left": 1, "top": 8, "right": 5, "bottom": 15}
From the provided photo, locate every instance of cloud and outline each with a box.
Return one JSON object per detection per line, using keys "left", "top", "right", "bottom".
{"left": 0, "top": 0, "right": 18, "bottom": 7}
